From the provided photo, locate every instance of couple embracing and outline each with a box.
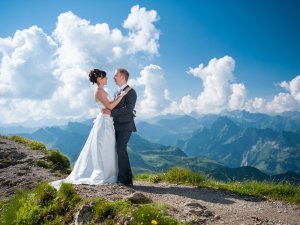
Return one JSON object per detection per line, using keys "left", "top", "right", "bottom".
{"left": 51, "top": 68, "right": 137, "bottom": 189}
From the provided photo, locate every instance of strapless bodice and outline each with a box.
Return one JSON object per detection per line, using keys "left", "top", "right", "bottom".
{"left": 96, "top": 101, "right": 105, "bottom": 110}
{"left": 96, "top": 93, "right": 112, "bottom": 110}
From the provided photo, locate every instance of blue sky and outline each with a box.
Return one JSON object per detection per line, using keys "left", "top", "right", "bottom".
{"left": 1, "top": 0, "right": 300, "bottom": 125}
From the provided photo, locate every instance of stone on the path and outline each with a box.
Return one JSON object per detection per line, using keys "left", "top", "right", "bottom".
{"left": 213, "top": 214, "right": 221, "bottom": 220}
{"left": 189, "top": 209, "right": 205, "bottom": 216}
{"left": 124, "top": 192, "right": 151, "bottom": 204}
{"left": 202, "top": 209, "right": 213, "bottom": 217}
{"left": 184, "top": 201, "right": 206, "bottom": 209}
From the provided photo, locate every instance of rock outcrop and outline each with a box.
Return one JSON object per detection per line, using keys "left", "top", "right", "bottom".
{"left": 0, "top": 137, "right": 60, "bottom": 199}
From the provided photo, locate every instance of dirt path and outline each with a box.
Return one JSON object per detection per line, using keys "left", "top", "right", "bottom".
{"left": 134, "top": 181, "right": 300, "bottom": 225}
{"left": 75, "top": 181, "right": 300, "bottom": 225}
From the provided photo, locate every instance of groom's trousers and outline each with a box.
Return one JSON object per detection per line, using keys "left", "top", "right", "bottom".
{"left": 115, "top": 130, "right": 133, "bottom": 184}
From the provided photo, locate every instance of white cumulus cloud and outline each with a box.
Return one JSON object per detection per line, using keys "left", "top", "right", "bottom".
{"left": 1, "top": 4, "right": 300, "bottom": 125}
{"left": 167, "top": 56, "right": 247, "bottom": 114}
{"left": 123, "top": 5, "right": 160, "bottom": 55}
{"left": 165, "top": 57, "right": 300, "bottom": 116}
{"left": 0, "top": 5, "right": 161, "bottom": 124}
{"left": 0, "top": 26, "right": 58, "bottom": 99}
{"left": 129, "top": 64, "right": 172, "bottom": 116}
{"left": 245, "top": 75, "right": 300, "bottom": 114}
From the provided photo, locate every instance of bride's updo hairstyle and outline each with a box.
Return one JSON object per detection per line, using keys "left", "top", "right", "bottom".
{"left": 89, "top": 69, "right": 106, "bottom": 84}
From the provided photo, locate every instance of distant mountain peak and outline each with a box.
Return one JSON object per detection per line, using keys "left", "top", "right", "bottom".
{"left": 210, "top": 116, "right": 241, "bottom": 136}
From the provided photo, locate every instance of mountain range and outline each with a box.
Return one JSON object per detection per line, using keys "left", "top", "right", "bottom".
{"left": 182, "top": 117, "right": 300, "bottom": 175}
{"left": 137, "top": 115, "right": 300, "bottom": 175}
{"left": 1, "top": 110, "right": 300, "bottom": 182}
{"left": 10, "top": 120, "right": 222, "bottom": 173}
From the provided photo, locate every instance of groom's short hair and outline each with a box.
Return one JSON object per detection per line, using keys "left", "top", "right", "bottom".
{"left": 117, "top": 68, "right": 129, "bottom": 81}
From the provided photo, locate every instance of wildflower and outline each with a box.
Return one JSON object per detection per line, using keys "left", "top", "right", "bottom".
{"left": 151, "top": 220, "right": 158, "bottom": 225}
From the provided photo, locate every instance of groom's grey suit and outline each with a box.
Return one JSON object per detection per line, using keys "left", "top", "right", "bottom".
{"left": 111, "top": 85, "right": 137, "bottom": 185}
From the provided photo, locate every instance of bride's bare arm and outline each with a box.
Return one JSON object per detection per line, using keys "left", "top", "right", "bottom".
{"left": 96, "top": 88, "right": 130, "bottom": 110}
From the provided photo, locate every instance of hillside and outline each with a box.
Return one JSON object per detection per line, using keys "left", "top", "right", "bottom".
{"left": 137, "top": 115, "right": 203, "bottom": 146}
{"left": 1, "top": 136, "right": 300, "bottom": 225}
{"left": 128, "top": 134, "right": 224, "bottom": 174}
{"left": 181, "top": 117, "right": 300, "bottom": 175}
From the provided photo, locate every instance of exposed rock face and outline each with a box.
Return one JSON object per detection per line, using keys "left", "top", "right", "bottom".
{"left": 73, "top": 204, "right": 93, "bottom": 225}
{"left": 0, "top": 137, "right": 61, "bottom": 199}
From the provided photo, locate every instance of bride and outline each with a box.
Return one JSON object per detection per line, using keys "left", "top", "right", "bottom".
{"left": 50, "top": 69, "right": 130, "bottom": 190}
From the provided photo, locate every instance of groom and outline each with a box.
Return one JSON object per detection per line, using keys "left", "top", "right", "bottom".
{"left": 103, "top": 68, "right": 137, "bottom": 186}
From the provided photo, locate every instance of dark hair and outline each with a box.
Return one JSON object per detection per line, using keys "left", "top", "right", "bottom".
{"left": 117, "top": 68, "right": 129, "bottom": 81}
{"left": 89, "top": 69, "right": 106, "bottom": 84}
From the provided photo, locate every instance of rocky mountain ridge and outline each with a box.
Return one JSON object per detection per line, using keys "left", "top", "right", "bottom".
{"left": 180, "top": 117, "right": 300, "bottom": 175}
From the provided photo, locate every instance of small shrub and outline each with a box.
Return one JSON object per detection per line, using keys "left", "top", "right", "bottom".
{"left": 37, "top": 160, "right": 50, "bottom": 169}
{"left": 134, "top": 173, "right": 151, "bottom": 180}
{"left": 45, "top": 149, "right": 71, "bottom": 173}
{"left": 92, "top": 197, "right": 130, "bottom": 223}
{"left": 135, "top": 173, "right": 165, "bottom": 183}
{"left": 150, "top": 174, "right": 164, "bottom": 183}
{"left": 136, "top": 168, "right": 207, "bottom": 185}
{"left": 57, "top": 183, "right": 81, "bottom": 209}
{"left": 34, "top": 183, "right": 57, "bottom": 207}
{"left": 3, "top": 158, "right": 12, "bottom": 166}
{"left": 163, "top": 167, "right": 207, "bottom": 185}
{"left": 93, "top": 198, "right": 115, "bottom": 222}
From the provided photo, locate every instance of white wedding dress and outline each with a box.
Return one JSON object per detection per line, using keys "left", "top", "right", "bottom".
{"left": 50, "top": 98, "right": 118, "bottom": 190}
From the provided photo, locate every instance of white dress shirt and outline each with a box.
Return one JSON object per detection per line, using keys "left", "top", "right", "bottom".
{"left": 118, "top": 83, "right": 128, "bottom": 92}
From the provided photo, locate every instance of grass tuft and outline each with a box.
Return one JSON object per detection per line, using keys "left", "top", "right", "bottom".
{"left": 10, "top": 135, "right": 46, "bottom": 150}
{"left": 42, "top": 149, "right": 71, "bottom": 174}
{"left": 131, "top": 204, "right": 178, "bottom": 225}
{"left": 34, "top": 182, "right": 57, "bottom": 207}
{"left": 0, "top": 183, "right": 82, "bottom": 225}
{"left": 136, "top": 167, "right": 207, "bottom": 185}
{"left": 92, "top": 197, "right": 131, "bottom": 223}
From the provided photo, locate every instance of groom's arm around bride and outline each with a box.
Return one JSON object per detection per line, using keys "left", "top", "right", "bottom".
{"left": 111, "top": 87, "right": 137, "bottom": 129}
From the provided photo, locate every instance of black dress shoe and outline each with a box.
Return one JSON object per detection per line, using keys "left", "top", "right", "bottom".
{"left": 124, "top": 182, "right": 133, "bottom": 187}
{"left": 118, "top": 181, "right": 133, "bottom": 187}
